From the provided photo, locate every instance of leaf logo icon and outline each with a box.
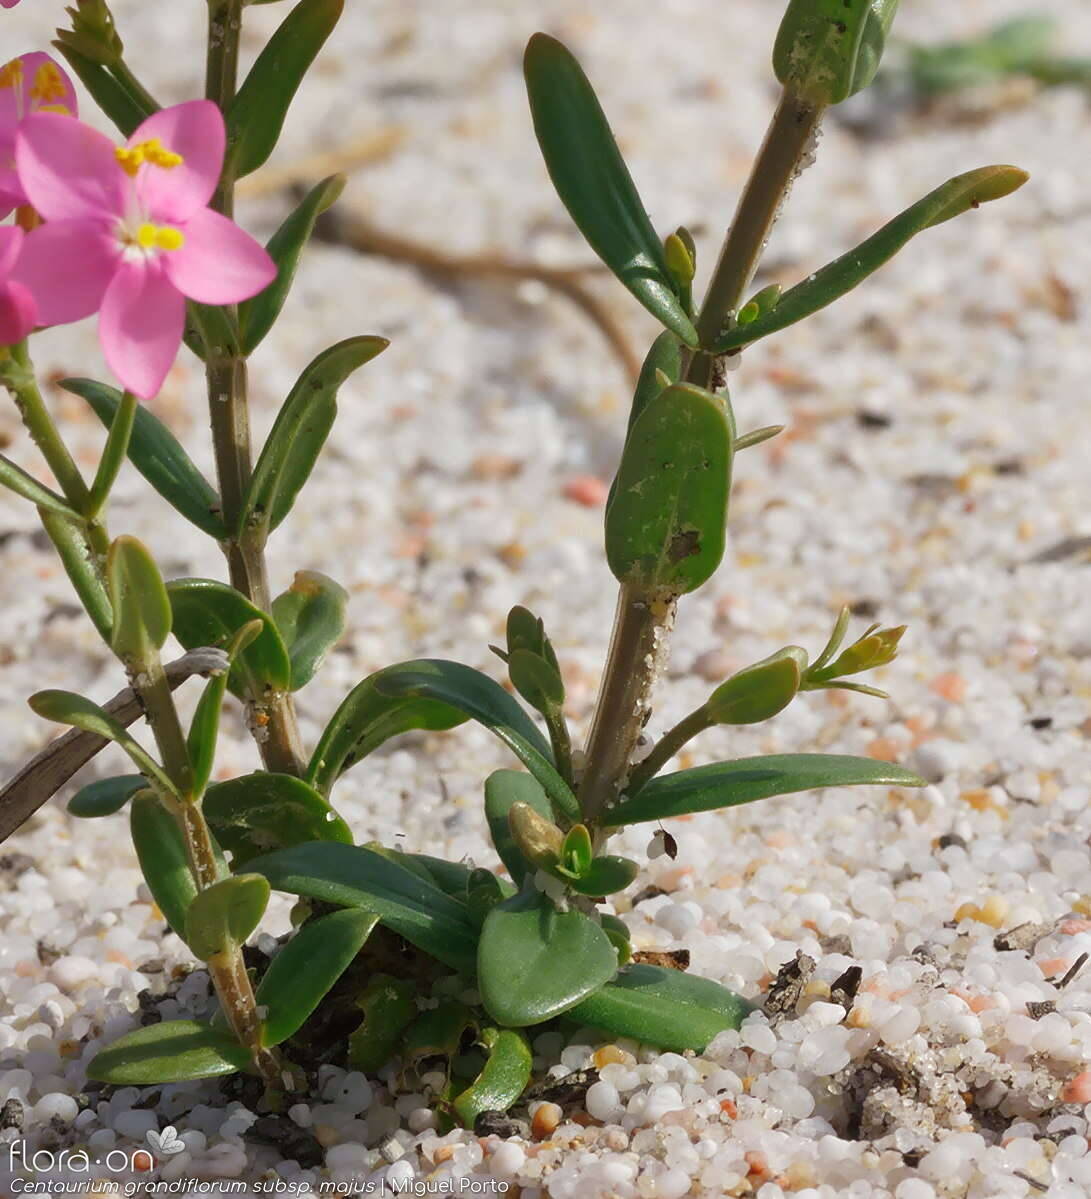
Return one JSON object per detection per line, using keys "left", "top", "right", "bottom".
{"left": 146, "top": 1125, "right": 186, "bottom": 1157}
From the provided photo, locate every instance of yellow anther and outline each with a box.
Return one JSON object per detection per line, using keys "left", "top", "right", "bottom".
{"left": 134, "top": 222, "right": 184, "bottom": 253}
{"left": 154, "top": 226, "right": 184, "bottom": 251}
{"left": 115, "top": 145, "right": 145, "bottom": 177}
{"left": 0, "top": 59, "right": 25, "bottom": 91}
{"left": 31, "top": 63, "right": 67, "bottom": 106}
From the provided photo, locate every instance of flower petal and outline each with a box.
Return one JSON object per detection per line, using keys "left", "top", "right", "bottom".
{"left": 18, "top": 52, "right": 79, "bottom": 119}
{"left": 131, "top": 100, "right": 225, "bottom": 224}
{"left": 164, "top": 207, "right": 275, "bottom": 305}
{"left": 11, "top": 219, "right": 117, "bottom": 325}
{"left": 0, "top": 279, "right": 36, "bottom": 344}
{"left": 16, "top": 112, "right": 126, "bottom": 222}
{"left": 0, "top": 223, "right": 23, "bottom": 276}
{"left": 99, "top": 261, "right": 185, "bottom": 400}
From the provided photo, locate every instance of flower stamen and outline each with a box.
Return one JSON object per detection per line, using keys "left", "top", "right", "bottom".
{"left": 115, "top": 137, "right": 185, "bottom": 178}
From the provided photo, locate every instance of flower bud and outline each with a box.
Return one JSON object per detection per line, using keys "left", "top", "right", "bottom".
{"left": 705, "top": 646, "right": 806, "bottom": 725}
{"left": 820, "top": 624, "right": 905, "bottom": 679}
{"left": 507, "top": 801, "right": 564, "bottom": 870}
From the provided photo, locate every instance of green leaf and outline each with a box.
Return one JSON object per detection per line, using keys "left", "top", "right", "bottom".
{"left": 187, "top": 621, "right": 263, "bottom": 797}
{"left": 713, "top": 166, "right": 1029, "bottom": 355}
{"left": 37, "top": 509, "right": 113, "bottom": 642}
{"left": 106, "top": 536, "right": 171, "bottom": 665}
{"left": 0, "top": 453, "right": 75, "bottom": 517}
{"left": 87, "top": 1019, "right": 250, "bottom": 1084}
{"left": 203, "top": 772, "right": 352, "bottom": 867}
{"left": 478, "top": 889, "right": 618, "bottom": 1027}
{"left": 507, "top": 649, "right": 564, "bottom": 715}
{"left": 705, "top": 648, "right": 806, "bottom": 725}
{"left": 452, "top": 1027, "right": 532, "bottom": 1128}
{"left": 67, "top": 774, "right": 146, "bottom": 818}
{"left": 185, "top": 874, "right": 270, "bottom": 961}
{"left": 372, "top": 660, "right": 578, "bottom": 824}
{"left": 403, "top": 1000, "right": 474, "bottom": 1062}
{"left": 600, "top": 913, "right": 632, "bottom": 966}
{"left": 565, "top": 855, "right": 638, "bottom": 897}
{"left": 227, "top": 0, "right": 344, "bottom": 178}
{"left": 484, "top": 770, "right": 555, "bottom": 886}
{"left": 308, "top": 667, "right": 467, "bottom": 796}
{"left": 29, "top": 690, "right": 175, "bottom": 798}
{"left": 271, "top": 570, "right": 348, "bottom": 691}
{"left": 239, "top": 174, "right": 345, "bottom": 353}
{"left": 247, "top": 841, "right": 479, "bottom": 974}
{"left": 561, "top": 824, "right": 593, "bottom": 877}
{"left": 625, "top": 330, "right": 683, "bottom": 437}
{"left": 349, "top": 975, "right": 417, "bottom": 1072}
{"left": 523, "top": 34, "right": 697, "bottom": 346}
{"left": 130, "top": 791, "right": 197, "bottom": 937}
{"left": 243, "top": 337, "right": 388, "bottom": 539}
{"left": 605, "top": 383, "right": 735, "bottom": 595}
{"left": 167, "top": 578, "right": 292, "bottom": 698}
{"left": 466, "top": 868, "right": 509, "bottom": 928}
{"left": 568, "top": 964, "right": 753, "bottom": 1051}
{"left": 52, "top": 44, "right": 153, "bottom": 138}
{"left": 256, "top": 908, "right": 377, "bottom": 1046}
{"left": 604, "top": 753, "right": 925, "bottom": 827}
{"left": 409, "top": 854, "right": 481, "bottom": 899}
{"left": 63, "top": 378, "right": 225, "bottom": 538}
{"left": 773, "top": 0, "right": 901, "bottom": 106}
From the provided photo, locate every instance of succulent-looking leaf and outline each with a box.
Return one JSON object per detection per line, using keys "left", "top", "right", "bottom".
{"left": 403, "top": 1000, "right": 474, "bottom": 1063}
{"left": 203, "top": 772, "right": 352, "bottom": 867}
{"left": 466, "top": 868, "right": 509, "bottom": 928}
{"left": 371, "top": 659, "right": 579, "bottom": 823}
{"left": 106, "top": 536, "right": 171, "bottom": 665}
{"left": 184, "top": 874, "right": 270, "bottom": 961}
{"left": 68, "top": 773, "right": 146, "bottom": 818}
{"left": 484, "top": 770, "right": 555, "bottom": 885}
{"left": 507, "top": 649, "right": 564, "bottom": 715}
{"left": 568, "top": 964, "right": 753, "bottom": 1051}
{"left": 63, "top": 379, "right": 225, "bottom": 538}
{"left": 308, "top": 667, "right": 468, "bottom": 796}
{"left": 600, "top": 913, "right": 633, "bottom": 966}
{"left": 227, "top": 0, "right": 344, "bottom": 178}
{"left": 247, "top": 841, "right": 479, "bottom": 974}
{"left": 87, "top": 1019, "right": 251, "bottom": 1084}
{"left": 452, "top": 1027, "right": 533, "bottom": 1128}
{"left": 605, "top": 383, "right": 735, "bottom": 596}
{"left": 705, "top": 648, "right": 806, "bottom": 725}
{"left": 603, "top": 753, "right": 925, "bottom": 827}
{"left": 130, "top": 791, "right": 197, "bottom": 937}
{"left": 272, "top": 571, "right": 348, "bottom": 691}
{"left": 187, "top": 621, "right": 263, "bottom": 797}
{"left": 240, "top": 174, "right": 346, "bottom": 353}
{"left": 38, "top": 509, "right": 114, "bottom": 642}
{"left": 349, "top": 975, "right": 417, "bottom": 1073}
{"left": 563, "top": 855, "right": 638, "bottom": 897}
{"left": 524, "top": 34, "right": 697, "bottom": 346}
{"left": 478, "top": 889, "right": 618, "bottom": 1027}
{"left": 712, "top": 166, "right": 1029, "bottom": 355}
{"left": 256, "top": 909, "right": 378, "bottom": 1047}
{"left": 167, "top": 578, "right": 292, "bottom": 699}
{"left": 774, "top": 0, "right": 901, "bottom": 106}
{"left": 29, "top": 690, "right": 175, "bottom": 798}
{"left": 243, "top": 337, "right": 388, "bottom": 539}
{"left": 561, "top": 824, "right": 593, "bottom": 877}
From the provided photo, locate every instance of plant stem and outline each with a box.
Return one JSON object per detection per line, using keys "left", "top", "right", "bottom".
{"left": 131, "top": 656, "right": 195, "bottom": 799}
{"left": 579, "top": 585, "right": 675, "bottom": 829}
{"left": 688, "top": 91, "right": 823, "bottom": 383}
{"left": 204, "top": 0, "right": 305, "bottom": 777}
{"left": 625, "top": 705, "right": 712, "bottom": 795}
{"left": 2, "top": 343, "right": 90, "bottom": 509}
{"left": 580, "top": 90, "right": 823, "bottom": 835}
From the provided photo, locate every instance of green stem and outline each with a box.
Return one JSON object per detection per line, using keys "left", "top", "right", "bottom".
{"left": 545, "top": 709, "right": 575, "bottom": 792}
{"left": 203, "top": 0, "right": 305, "bottom": 778}
{"left": 131, "top": 656, "right": 195, "bottom": 799}
{"left": 579, "top": 585, "right": 676, "bottom": 830}
{"left": 1, "top": 343, "right": 89, "bottom": 508}
{"left": 625, "top": 705, "right": 712, "bottom": 796}
{"left": 580, "top": 90, "right": 824, "bottom": 838}
{"left": 86, "top": 390, "right": 137, "bottom": 518}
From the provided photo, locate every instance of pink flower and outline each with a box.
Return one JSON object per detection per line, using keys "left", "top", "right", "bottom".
{"left": 13, "top": 100, "right": 275, "bottom": 398}
{"left": 1, "top": 2, "right": 24, "bottom": 9}
{"left": 0, "top": 52, "right": 78, "bottom": 216}
{"left": 0, "top": 226, "right": 37, "bottom": 344}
